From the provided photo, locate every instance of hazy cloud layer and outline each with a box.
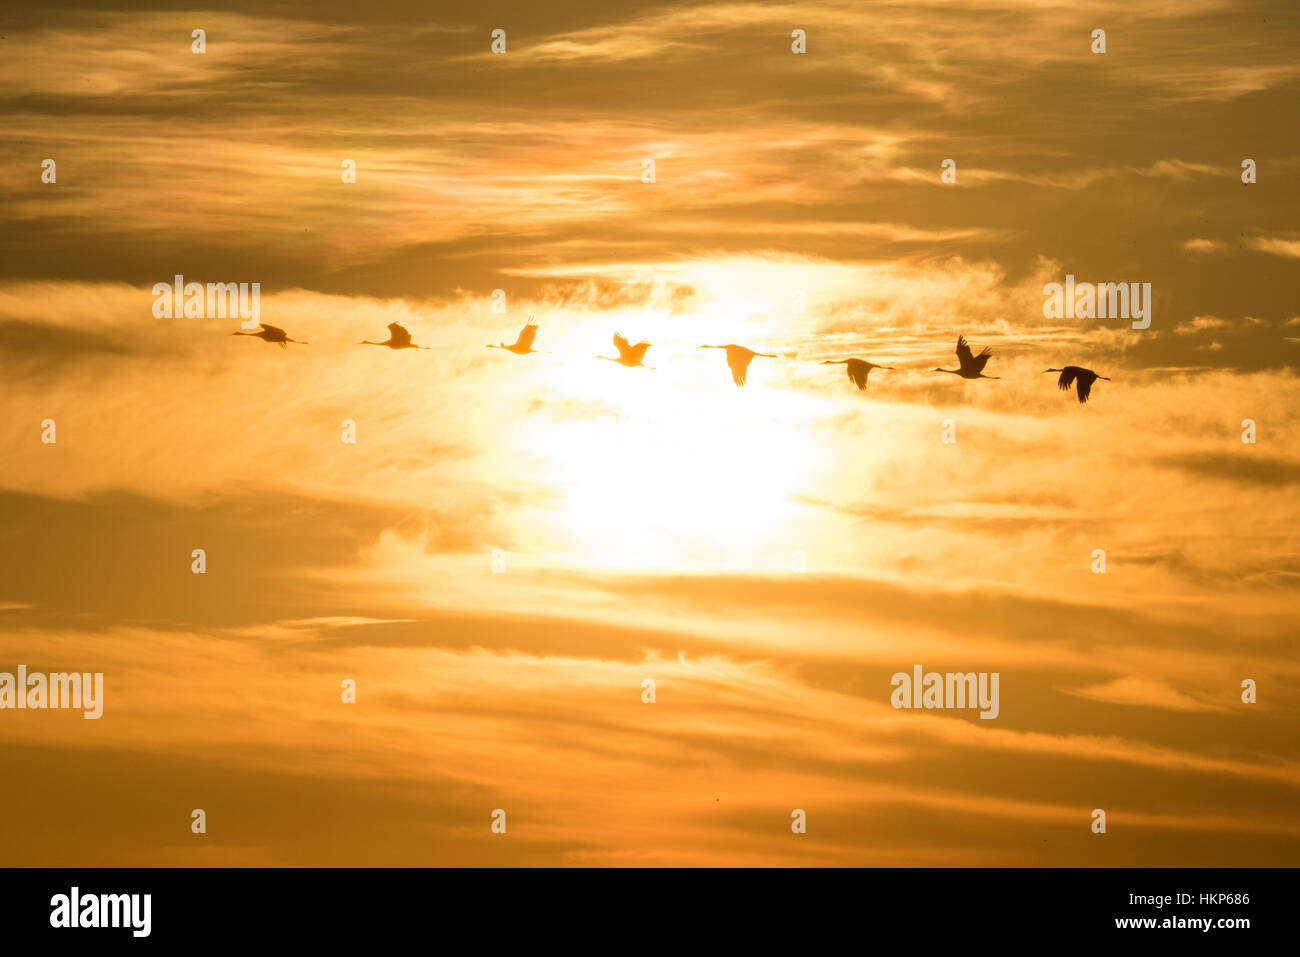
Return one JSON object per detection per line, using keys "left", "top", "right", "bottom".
{"left": 0, "top": 0, "right": 1296, "bottom": 865}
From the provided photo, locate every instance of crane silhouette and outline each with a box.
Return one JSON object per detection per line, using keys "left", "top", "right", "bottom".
{"left": 1045, "top": 365, "right": 1110, "bottom": 403}
{"left": 231, "top": 323, "right": 307, "bottom": 348}
{"left": 361, "top": 322, "right": 427, "bottom": 349}
{"left": 700, "top": 344, "right": 776, "bottom": 386}
{"left": 487, "top": 319, "right": 540, "bottom": 355}
{"left": 822, "top": 357, "right": 893, "bottom": 391}
{"left": 934, "top": 336, "right": 998, "bottom": 379}
{"left": 598, "top": 333, "right": 652, "bottom": 368}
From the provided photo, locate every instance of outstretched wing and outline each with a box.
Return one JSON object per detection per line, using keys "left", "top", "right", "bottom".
{"left": 516, "top": 324, "right": 538, "bottom": 350}
{"left": 1075, "top": 369, "right": 1096, "bottom": 403}
{"left": 387, "top": 322, "right": 412, "bottom": 347}
{"left": 613, "top": 332, "right": 632, "bottom": 358}
{"left": 622, "top": 339, "right": 651, "bottom": 363}
{"left": 1056, "top": 366, "right": 1080, "bottom": 392}
{"left": 725, "top": 347, "right": 754, "bottom": 387}
{"left": 956, "top": 335, "right": 973, "bottom": 369}
{"left": 260, "top": 323, "right": 285, "bottom": 338}
{"left": 847, "top": 359, "right": 869, "bottom": 390}
{"left": 957, "top": 336, "right": 991, "bottom": 374}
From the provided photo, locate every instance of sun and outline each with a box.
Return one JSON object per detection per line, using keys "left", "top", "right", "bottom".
{"left": 523, "top": 363, "right": 827, "bottom": 571}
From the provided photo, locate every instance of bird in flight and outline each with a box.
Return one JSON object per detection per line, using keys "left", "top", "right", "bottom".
{"left": 822, "top": 357, "right": 892, "bottom": 391}
{"left": 700, "top": 344, "right": 777, "bottom": 386}
{"left": 1045, "top": 365, "right": 1110, "bottom": 403}
{"left": 598, "top": 333, "right": 652, "bottom": 368}
{"left": 487, "top": 319, "right": 540, "bottom": 355}
{"left": 361, "top": 322, "right": 427, "bottom": 349}
{"left": 934, "top": 336, "right": 998, "bottom": 379}
{"left": 231, "top": 323, "right": 307, "bottom": 348}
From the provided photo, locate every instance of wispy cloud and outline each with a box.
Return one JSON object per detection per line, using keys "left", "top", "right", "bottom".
{"left": 1065, "top": 676, "right": 1225, "bottom": 713}
{"left": 1246, "top": 236, "right": 1300, "bottom": 259}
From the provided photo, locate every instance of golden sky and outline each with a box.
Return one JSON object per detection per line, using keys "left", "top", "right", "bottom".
{"left": 1, "top": 0, "right": 1298, "bottom": 866}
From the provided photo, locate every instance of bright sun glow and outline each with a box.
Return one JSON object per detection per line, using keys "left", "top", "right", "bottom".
{"left": 520, "top": 345, "right": 830, "bottom": 571}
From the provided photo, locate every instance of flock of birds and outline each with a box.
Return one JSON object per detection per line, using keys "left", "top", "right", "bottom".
{"left": 234, "top": 320, "right": 1112, "bottom": 403}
